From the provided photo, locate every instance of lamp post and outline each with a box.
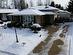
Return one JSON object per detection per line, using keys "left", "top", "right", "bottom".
{"left": 15, "top": 28, "right": 19, "bottom": 43}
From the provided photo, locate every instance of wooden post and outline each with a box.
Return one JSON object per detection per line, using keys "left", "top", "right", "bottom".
{"left": 15, "top": 28, "right": 19, "bottom": 43}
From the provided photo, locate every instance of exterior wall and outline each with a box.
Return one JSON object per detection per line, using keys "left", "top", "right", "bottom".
{"left": 22, "top": 15, "right": 35, "bottom": 27}
{"left": 0, "top": 14, "right": 2, "bottom": 20}
{"left": 35, "top": 16, "right": 40, "bottom": 24}
{"left": 43, "top": 15, "right": 55, "bottom": 25}
{"left": 35, "top": 15, "right": 55, "bottom": 26}
{"left": 49, "top": 15, "right": 55, "bottom": 24}
{"left": 10, "top": 15, "right": 55, "bottom": 27}
{"left": 55, "top": 13, "right": 71, "bottom": 23}
{"left": 57, "top": 13, "right": 71, "bottom": 19}
{"left": 12, "top": 16, "right": 20, "bottom": 22}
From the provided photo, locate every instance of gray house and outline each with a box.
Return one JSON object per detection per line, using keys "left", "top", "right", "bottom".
{"left": 8, "top": 6, "right": 59, "bottom": 26}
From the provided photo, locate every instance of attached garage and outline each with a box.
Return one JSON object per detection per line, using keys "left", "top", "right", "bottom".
{"left": 35, "top": 12, "right": 56, "bottom": 26}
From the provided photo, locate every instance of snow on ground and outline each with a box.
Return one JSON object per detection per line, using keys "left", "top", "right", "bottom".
{"left": 29, "top": 22, "right": 73, "bottom": 55}
{"left": 58, "top": 22, "right": 73, "bottom": 55}
{"left": 67, "top": 22, "right": 73, "bottom": 55}
{"left": 0, "top": 27, "right": 48, "bottom": 55}
{"left": 38, "top": 28, "right": 63, "bottom": 55}
{"left": 29, "top": 23, "right": 64, "bottom": 55}
{"left": 0, "top": 22, "right": 73, "bottom": 55}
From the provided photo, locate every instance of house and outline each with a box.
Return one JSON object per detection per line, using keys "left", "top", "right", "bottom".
{"left": 29, "top": 6, "right": 59, "bottom": 26}
{"left": 0, "top": 9, "right": 19, "bottom": 21}
{"left": 8, "top": 8, "right": 45, "bottom": 27}
{"left": 8, "top": 5, "right": 71, "bottom": 27}
{"left": 8, "top": 6, "right": 59, "bottom": 27}
{"left": 57, "top": 10, "right": 71, "bottom": 19}
{"left": 56, "top": 10, "right": 71, "bottom": 22}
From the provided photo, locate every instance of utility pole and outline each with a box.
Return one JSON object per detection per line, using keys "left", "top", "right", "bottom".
{"left": 15, "top": 28, "right": 19, "bottom": 43}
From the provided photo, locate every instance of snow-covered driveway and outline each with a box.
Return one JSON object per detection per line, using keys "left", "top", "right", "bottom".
{"left": 68, "top": 23, "right": 73, "bottom": 55}
{"left": 63, "top": 22, "right": 73, "bottom": 55}
{"left": 0, "top": 28, "right": 48, "bottom": 55}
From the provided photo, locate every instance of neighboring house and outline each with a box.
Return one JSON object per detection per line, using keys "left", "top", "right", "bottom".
{"left": 56, "top": 10, "right": 71, "bottom": 22}
{"left": 57, "top": 10, "right": 71, "bottom": 19}
{"left": 0, "top": 9, "right": 19, "bottom": 21}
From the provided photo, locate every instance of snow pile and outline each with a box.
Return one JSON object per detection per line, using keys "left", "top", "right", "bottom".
{"left": 31, "top": 24, "right": 41, "bottom": 28}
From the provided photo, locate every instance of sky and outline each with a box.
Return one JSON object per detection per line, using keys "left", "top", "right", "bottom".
{"left": 52, "top": 0, "right": 70, "bottom": 8}
{"left": 7, "top": 0, "right": 70, "bottom": 8}
{"left": 26, "top": 0, "right": 70, "bottom": 8}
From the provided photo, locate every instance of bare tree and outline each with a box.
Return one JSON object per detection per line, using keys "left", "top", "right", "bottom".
{"left": 37, "top": 0, "right": 42, "bottom": 6}
{"left": 14, "top": 0, "right": 21, "bottom": 9}
{"left": 14, "top": 0, "right": 28, "bottom": 10}
{"left": 50, "top": 1, "right": 55, "bottom": 7}
{"left": 0, "top": 0, "right": 8, "bottom": 8}
{"left": 30, "top": 0, "right": 33, "bottom": 7}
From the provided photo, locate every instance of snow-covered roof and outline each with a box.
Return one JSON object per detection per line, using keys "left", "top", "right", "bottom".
{"left": 57, "top": 10, "right": 71, "bottom": 17}
{"left": 57, "top": 10, "right": 71, "bottom": 14}
{"left": 0, "top": 9, "right": 19, "bottom": 13}
{"left": 29, "top": 6, "right": 59, "bottom": 11}
{"left": 32, "top": 24, "right": 41, "bottom": 27}
{"left": 43, "top": 12, "right": 56, "bottom": 15}
{"left": 8, "top": 6, "right": 59, "bottom": 16}
{"left": 8, "top": 9, "right": 45, "bottom": 16}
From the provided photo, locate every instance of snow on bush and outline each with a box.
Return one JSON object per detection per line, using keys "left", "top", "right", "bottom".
{"left": 31, "top": 24, "right": 41, "bottom": 28}
{"left": 30, "top": 24, "right": 41, "bottom": 33}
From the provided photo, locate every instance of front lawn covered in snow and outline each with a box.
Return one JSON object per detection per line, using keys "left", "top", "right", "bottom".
{"left": 0, "top": 27, "right": 48, "bottom": 55}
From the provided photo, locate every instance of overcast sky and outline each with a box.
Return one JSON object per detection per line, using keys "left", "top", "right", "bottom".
{"left": 8, "top": 0, "right": 70, "bottom": 8}
{"left": 26, "top": 0, "right": 70, "bottom": 8}
{"left": 52, "top": 0, "right": 70, "bottom": 8}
